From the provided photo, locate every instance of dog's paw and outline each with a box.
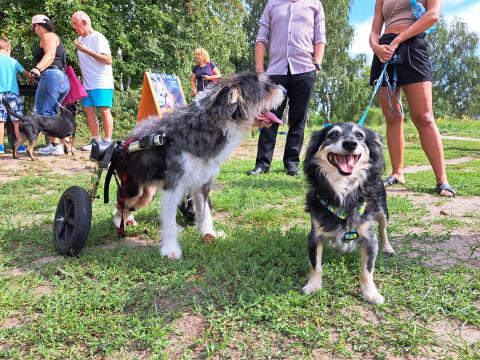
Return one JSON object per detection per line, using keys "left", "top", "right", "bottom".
{"left": 113, "top": 212, "right": 136, "bottom": 229}
{"left": 160, "top": 242, "right": 182, "bottom": 260}
{"left": 362, "top": 290, "right": 384, "bottom": 305}
{"left": 202, "top": 233, "right": 215, "bottom": 243}
{"left": 302, "top": 282, "right": 322, "bottom": 294}
{"left": 383, "top": 244, "right": 395, "bottom": 256}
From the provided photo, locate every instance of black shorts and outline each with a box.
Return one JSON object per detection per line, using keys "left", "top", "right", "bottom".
{"left": 369, "top": 33, "right": 432, "bottom": 86}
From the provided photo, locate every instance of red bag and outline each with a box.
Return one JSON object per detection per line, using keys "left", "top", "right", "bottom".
{"left": 63, "top": 65, "right": 88, "bottom": 104}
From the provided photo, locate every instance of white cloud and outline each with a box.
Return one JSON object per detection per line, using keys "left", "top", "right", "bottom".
{"left": 350, "top": 18, "right": 374, "bottom": 56}
{"left": 444, "top": 2, "right": 480, "bottom": 35}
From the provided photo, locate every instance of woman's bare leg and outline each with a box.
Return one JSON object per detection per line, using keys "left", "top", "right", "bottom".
{"left": 378, "top": 87, "right": 405, "bottom": 183}
{"left": 402, "top": 82, "right": 452, "bottom": 196}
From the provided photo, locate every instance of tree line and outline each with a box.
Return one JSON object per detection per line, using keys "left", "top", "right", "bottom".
{"left": 1, "top": 0, "right": 478, "bottom": 120}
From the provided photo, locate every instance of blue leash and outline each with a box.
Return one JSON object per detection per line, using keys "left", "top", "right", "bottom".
{"left": 357, "top": 54, "right": 403, "bottom": 126}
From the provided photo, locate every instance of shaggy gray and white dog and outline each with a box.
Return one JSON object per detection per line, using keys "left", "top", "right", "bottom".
{"left": 113, "top": 72, "right": 285, "bottom": 259}
{"left": 302, "top": 123, "right": 394, "bottom": 304}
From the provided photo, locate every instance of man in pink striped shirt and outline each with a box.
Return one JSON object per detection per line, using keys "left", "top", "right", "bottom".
{"left": 248, "top": 0, "right": 327, "bottom": 177}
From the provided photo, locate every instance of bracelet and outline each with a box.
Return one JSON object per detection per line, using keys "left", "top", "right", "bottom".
{"left": 33, "top": 66, "right": 41, "bottom": 72}
{"left": 314, "top": 63, "right": 322, "bottom": 71}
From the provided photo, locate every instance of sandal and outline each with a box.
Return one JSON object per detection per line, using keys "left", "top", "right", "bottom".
{"left": 383, "top": 175, "right": 404, "bottom": 188}
{"left": 436, "top": 183, "right": 456, "bottom": 197}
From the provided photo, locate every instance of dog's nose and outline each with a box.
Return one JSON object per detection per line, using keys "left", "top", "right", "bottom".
{"left": 278, "top": 85, "right": 287, "bottom": 94}
{"left": 342, "top": 140, "right": 358, "bottom": 151}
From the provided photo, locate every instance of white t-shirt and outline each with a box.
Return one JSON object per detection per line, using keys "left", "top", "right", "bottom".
{"left": 77, "top": 31, "right": 114, "bottom": 90}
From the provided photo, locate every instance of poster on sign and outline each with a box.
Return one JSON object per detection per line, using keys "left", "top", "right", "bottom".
{"left": 137, "top": 72, "right": 186, "bottom": 121}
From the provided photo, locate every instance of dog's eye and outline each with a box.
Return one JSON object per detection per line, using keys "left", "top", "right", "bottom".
{"left": 328, "top": 131, "right": 339, "bottom": 140}
{"left": 354, "top": 132, "right": 364, "bottom": 140}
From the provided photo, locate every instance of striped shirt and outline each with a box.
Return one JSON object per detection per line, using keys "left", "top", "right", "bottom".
{"left": 256, "top": 0, "right": 327, "bottom": 75}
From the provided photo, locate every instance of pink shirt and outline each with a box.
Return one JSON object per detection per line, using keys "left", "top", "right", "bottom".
{"left": 256, "top": 0, "right": 327, "bottom": 75}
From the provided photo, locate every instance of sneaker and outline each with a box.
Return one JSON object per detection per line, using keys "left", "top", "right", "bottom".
{"left": 50, "top": 145, "right": 65, "bottom": 156}
{"left": 38, "top": 144, "right": 64, "bottom": 155}
{"left": 0, "top": 144, "right": 4, "bottom": 154}
{"left": 38, "top": 144, "right": 55, "bottom": 155}
{"left": 81, "top": 140, "right": 96, "bottom": 151}
{"left": 17, "top": 145, "right": 27, "bottom": 153}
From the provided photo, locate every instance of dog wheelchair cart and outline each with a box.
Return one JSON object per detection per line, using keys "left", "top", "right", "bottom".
{"left": 53, "top": 135, "right": 165, "bottom": 255}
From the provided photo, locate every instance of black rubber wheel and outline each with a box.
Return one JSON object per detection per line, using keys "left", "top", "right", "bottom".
{"left": 54, "top": 186, "right": 92, "bottom": 255}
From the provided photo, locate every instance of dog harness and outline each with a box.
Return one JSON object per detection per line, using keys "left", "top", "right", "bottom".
{"left": 318, "top": 198, "right": 366, "bottom": 241}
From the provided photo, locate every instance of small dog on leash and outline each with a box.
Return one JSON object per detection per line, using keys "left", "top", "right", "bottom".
{"left": 113, "top": 72, "right": 285, "bottom": 259}
{"left": 3, "top": 100, "right": 77, "bottom": 160}
{"left": 302, "top": 122, "right": 394, "bottom": 304}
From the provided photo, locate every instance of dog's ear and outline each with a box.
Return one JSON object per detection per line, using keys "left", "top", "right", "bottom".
{"left": 364, "top": 128, "right": 385, "bottom": 170}
{"left": 303, "top": 127, "right": 329, "bottom": 178}
{"left": 206, "top": 83, "right": 245, "bottom": 120}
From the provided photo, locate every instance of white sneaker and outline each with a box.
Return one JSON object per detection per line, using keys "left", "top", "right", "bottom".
{"left": 51, "top": 145, "right": 65, "bottom": 155}
{"left": 81, "top": 143, "right": 93, "bottom": 151}
{"left": 38, "top": 144, "right": 64, "bottom": 155}
{"left": 38, "top": 144, "right": 55, "bottom": 155}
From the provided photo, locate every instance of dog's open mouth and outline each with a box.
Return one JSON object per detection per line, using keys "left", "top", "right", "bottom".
{"left": 327, "top": 153, "right": 361, "bottom": 175}
{"left": 257, "top": 111, "right": 283, "bottom": 125}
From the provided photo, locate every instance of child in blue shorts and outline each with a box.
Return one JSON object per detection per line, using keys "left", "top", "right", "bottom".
{"left": 0, "top": 37, "right": 31, "bottom": 154}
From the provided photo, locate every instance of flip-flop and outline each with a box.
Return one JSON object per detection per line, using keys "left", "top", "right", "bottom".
{"left": 383, "top": 175, "right": 403, "bottom": 188}
{"left": 436, "top": 183, "right": 456, "bottom": 197}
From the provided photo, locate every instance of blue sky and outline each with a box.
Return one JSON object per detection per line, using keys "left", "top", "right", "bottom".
{"left": 349, "top": 0, "right": 480, "bottom": 55}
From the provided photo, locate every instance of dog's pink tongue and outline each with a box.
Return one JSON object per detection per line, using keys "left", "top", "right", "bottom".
{"left": 262, "top": 111, "right": 283, "bottom": 124}
{"left": 338, "top": 154, "right": 355, "bottom": 174}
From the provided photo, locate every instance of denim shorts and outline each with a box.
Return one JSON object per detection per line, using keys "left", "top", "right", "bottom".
{"left": 0, "top": 92, "right": 23, "bottom": 122}
{"left": 34, "top": 69, "right": 70, "bottom": 116}
{"left": 82, "top": 89, "right": 114, "bottom": 108}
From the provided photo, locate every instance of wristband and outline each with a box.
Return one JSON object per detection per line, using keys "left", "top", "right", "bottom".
{"left": 314, "top": 63, "right": 322, "bottom": 71}
{"left": 33, "top": 66, "right": 41, "bottom": 73}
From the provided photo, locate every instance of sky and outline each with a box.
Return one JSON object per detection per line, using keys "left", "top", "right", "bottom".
{"left": 349, "top": 0, "right": 480, "bottom": 56}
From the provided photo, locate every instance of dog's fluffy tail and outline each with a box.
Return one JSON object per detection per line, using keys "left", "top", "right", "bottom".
{"left": 2, "top": 100, "right": 27, "bottom": 122}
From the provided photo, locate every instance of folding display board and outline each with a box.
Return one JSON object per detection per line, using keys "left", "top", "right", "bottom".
{"left": 137, "top": 72, "right": 186, "bottom": 121}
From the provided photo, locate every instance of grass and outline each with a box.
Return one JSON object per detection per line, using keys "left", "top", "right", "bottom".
{"left": 0, "top": 119, "right": 479, "bottom": 358}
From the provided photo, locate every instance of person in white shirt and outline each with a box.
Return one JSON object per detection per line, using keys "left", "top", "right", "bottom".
{"left": 71, "top": 11, "right": 114, "bottom": 150}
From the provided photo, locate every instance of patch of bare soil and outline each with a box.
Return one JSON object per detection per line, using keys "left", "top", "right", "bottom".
{"left": 165, "top": 314, "right": 206, "bottom": 359}
{"left": 1, "top": 317, "right": 21, "bottom": 329}
{"left": 402, "top": 157, "right": 474, "bottom": 174}
{"left": 442, "top": 135, "right": 480, "bottom": 142}
{"left": 33, "top": 283, "right": 54, "bottom": 298}
{"left": 0, "top": 267, "right": 29, "bottom": 277}
{"left": 231, "top": 132, "right": 294, "bottom": 161}
{"left": 105, "top": 349, "right": 151, "bottom": 360}
{"left": 98, "top": 236, "right": 155, "bottom": 250}
{"left": 388, "top": 188, "right": 480, "bottom": 268}
{"left": 419, "top": 319, "right": 480, "bottom": 359}
{"left": 0, "top": 151, "right": 93, "bottom": 183}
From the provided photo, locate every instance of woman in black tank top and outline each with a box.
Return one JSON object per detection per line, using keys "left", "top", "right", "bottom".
{"left": 30, "top": 14, "right": 70, "bottom": 155}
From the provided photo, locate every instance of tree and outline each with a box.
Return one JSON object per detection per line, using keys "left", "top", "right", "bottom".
{"left": 429, "top": 18, "right": 480, "bottom": 117}
{"left": 0, "top": 0, "right": 248, "bottom": 96}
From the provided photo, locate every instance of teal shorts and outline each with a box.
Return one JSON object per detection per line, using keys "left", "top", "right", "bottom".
{"left": 82, "top": 89, "right": 114, "bottom": 108}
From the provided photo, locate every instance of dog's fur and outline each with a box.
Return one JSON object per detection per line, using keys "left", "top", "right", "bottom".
{"left": 113, "top": 72, "right": 285, "bottom": 259}
{"left": 302, "top": 123, "right": 394, "bottom": 304}
{"left": 3, "top": 100, "right": 77, "bottom": 160}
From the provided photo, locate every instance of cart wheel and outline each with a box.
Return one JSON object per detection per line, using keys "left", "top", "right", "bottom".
{"left": 54, "top": 186, "right": 92, "bottom": 255}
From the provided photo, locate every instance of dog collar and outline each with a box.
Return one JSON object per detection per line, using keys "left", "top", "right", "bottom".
{"left": 318, "top": 198, "right": 366, "bottom": 242}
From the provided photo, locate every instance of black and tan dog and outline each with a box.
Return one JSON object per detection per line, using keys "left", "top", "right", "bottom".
{"left": 302, "top": 122, "right": 394, "bottom": 304}
{"left": 3, "top": 100, "right": 77, "bottom": 160}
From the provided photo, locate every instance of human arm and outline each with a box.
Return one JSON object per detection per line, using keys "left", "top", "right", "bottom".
{"left": 31, "top": 32, "right": 57, "bottom": 76}
{"left": 74, "top": 39, "right": 113, "bottom": 65}
{"left": 313, "top": 0, "right": 327, "bottom": 72}
{"left": 191, "top": 72, "right": 197, "bottom": 96}
{"left": 389, "top": 0, "right": 441, "bottom": 50}
{"left": 255, "top": 2, "right": 272, "bottom": 73}
{"left": 369, "top": 0, "right": 395, "bottom": 63}
{"left": 203, "top": 63, "right": 221, "bottom": 81}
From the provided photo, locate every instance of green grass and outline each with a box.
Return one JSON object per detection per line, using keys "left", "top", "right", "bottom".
{"left": 0, "top": 121, "right": 479, "bottom": 358}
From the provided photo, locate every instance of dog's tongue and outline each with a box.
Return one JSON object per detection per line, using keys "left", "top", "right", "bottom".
{"left": 338, "top": 154, "right": 355, "bottom": 174}
{"left": 261, "top": 111, "right": 283, "bottom": 124}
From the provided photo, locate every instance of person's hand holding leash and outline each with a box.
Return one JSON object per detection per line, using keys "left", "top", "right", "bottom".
{"left": 373, "top": 44, "right": 395, "bottom": 63}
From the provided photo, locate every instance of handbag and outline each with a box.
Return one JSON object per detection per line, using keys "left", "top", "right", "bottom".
{"left": 63, "top": 65, "right": 88, "bottom": 104}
